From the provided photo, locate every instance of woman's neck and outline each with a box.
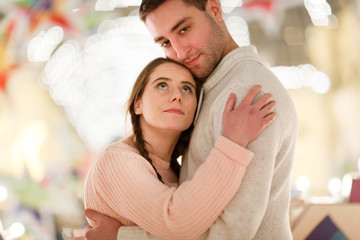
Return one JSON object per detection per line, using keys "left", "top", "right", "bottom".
{"left": 140, "top": 125, "right": 180, "bottom": 162}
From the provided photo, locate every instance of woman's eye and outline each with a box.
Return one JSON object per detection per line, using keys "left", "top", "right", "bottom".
{"left": 182, "top": 86, "right": 192, "bottom": 93}
{"left": 158, "top": 83, "right": 167, "bottom": 89}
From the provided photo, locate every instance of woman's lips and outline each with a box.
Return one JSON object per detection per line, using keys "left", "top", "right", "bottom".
{"left": 164, "top": 108, "right": 184, "bottom": 114}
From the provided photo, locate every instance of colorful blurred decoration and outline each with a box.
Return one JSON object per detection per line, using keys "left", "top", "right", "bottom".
{"left": 11, "top": 0, "right": 73, "bottom": 33}
{"left": 243, "top": 0, "right": 275, "bottom": 12}
{"left": 0, "top": 0, "right": 93, "bottom": 92}
{"left": 0, "top": 19, "right": 17, "bottom": 91}
{"left": 0, "top": 0, "right": 110, "bottom": 239}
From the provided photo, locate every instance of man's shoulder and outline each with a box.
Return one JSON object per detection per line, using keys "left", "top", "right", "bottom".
{"left": 226, "top": 45, "right": 267, "bottom": 66}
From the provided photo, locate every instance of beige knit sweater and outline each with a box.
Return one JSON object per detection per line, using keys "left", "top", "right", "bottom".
{"left": 117, "top": 46, "right": 298, "bottom": 239}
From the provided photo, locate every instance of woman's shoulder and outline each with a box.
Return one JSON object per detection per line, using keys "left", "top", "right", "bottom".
{"left": 106, "top": 137, "right": 137, "bottom": 153}
{"left": 102, "top": 137, "right": 141, "bottom": 160}
{"left": 95, "top": 139, "right": 153, "bottom": 170}
{"left": 92, "top": 138, "right": 159, "bottom": 179}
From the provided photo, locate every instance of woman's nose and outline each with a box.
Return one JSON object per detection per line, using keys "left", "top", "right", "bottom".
{"left": 170, "top": 89, "right": 182, "bottom": 103}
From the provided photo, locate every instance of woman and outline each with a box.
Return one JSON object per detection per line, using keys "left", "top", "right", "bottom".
{"left": 84, "top": 57, "right": 276, "bottom": 240}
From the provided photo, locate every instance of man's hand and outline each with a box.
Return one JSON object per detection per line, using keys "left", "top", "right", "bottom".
{"left": 84, "top": 209, "right": 123, "bottom": 240}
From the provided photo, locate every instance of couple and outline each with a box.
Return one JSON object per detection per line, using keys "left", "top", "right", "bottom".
{"left": 82, "top": 0, "right": 298, "bottom": 239}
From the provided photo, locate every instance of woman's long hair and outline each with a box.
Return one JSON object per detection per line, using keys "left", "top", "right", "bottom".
{"left": 127, "top": 57, "right": 201, "bottom": 182}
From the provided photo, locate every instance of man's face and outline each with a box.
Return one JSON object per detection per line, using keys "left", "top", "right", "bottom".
{"left": 144, "top": 0, "right": 226, "bottom": 79}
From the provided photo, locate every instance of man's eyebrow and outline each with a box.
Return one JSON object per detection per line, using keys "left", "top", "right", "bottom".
{"left": 154, "top": 17, "right": 190, "bottom": 43}
{"left": 170, "top": 17, "right": 190, "bottom": 33}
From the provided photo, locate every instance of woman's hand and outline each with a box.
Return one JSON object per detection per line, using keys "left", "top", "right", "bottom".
{"left": 222, "top": 85, "right": 276, "bottom": 148}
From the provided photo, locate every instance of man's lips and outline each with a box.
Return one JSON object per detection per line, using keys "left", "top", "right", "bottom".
{"left": 164, "top": 108, "right": 184, "bottom": 114}
{"left": 185, "top": 55, "right": 200, "bottom": 66}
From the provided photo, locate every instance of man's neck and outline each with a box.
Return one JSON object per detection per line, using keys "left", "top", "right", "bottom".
{"left": 199, "top": 37, "right": 238, "bottom": 83}
{"left": 222, "top": 37, "right": 239, "bottom": 60}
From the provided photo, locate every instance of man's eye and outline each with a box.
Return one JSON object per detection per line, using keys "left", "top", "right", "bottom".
{"left": 161, "top": 41, "right": 170, "bottom": 48}
{"left": 180, "top": 26, "right": 189, "bottom": 34}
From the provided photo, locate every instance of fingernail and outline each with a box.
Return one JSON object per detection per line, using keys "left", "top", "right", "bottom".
{"left": 84, "top": 209, "right": 92, "bottom": 216}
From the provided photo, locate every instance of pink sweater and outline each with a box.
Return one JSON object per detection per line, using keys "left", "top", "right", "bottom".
{"left": 84, "top": 136, "right": 253, "bottom": 240}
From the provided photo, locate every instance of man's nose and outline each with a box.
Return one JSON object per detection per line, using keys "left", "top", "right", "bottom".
{"left": 171, "top": 40, "right": 190, "bottom": 60}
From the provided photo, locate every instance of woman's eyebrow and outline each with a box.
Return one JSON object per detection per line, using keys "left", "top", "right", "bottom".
{"left": 151, "top": 77, "right": 170, "bottom": 84}
{"left": 181, "top": 81, "right": 196, "bottom": 89}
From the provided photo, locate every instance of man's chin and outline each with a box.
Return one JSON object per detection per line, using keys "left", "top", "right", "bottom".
{"left": 192, "top": 69, "right": 211, "bottom": 80}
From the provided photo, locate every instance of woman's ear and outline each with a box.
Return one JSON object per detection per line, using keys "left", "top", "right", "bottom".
{"left": 206, "top": 0, "right": 223, "bottom": 22}
{"left": 134, "top": 99, "right": 142, "bottom": 115}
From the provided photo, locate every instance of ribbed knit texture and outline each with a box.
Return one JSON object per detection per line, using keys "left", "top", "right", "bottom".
{"left": 84, "top": 136, "right": 253, "bottom": 240}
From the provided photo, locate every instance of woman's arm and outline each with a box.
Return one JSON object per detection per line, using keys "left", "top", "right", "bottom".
{"left": 86, "top": 85, "right": 275, "bottom": 240}
{"left": 92, "top": 137, "right": 251, "bottom": 240}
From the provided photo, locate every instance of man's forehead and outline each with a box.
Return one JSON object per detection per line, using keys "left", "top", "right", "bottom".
{"left": 144, "top": 1, "right": 193, "bottom": 37}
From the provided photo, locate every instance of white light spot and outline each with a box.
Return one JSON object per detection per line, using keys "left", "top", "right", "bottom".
{"left": 296, "top": 176, "right": 311, "bottom": 192}
{"left": 311, "top": 71, "right": 331, "bottom": 94}
{"left": 27, "top": 26, "right": 64, "bottom": 62}
{"left": 328, "top": 177, "right": 342, "bottom": 196}
{"left": 0, "top": 186, "right": 8, "bottom": 202}
{"left": 8, "top": 222, "right": 25, "bottom": 239}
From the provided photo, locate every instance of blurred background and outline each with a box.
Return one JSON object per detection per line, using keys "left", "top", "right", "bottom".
{"left": 0, "top": 0, "right": 359, "bottom": 239}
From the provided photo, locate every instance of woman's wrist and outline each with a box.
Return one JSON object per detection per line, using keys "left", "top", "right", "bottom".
{"left": 223, "top": 134, "right": 249, "bottom": 148}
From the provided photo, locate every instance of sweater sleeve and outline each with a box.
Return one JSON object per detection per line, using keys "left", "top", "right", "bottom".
{"left": 93, "top": 136, "right": 253, "bottom": 240}
{"left": 201, "top": 65, "right": 296, "bottom": 240}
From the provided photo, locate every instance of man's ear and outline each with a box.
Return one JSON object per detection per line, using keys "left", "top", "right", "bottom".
{"left": 134, "top": 99, "right": 143, "bottom": 115}
{"left": 206, "top": 0, "right": 223, "bottom": 22}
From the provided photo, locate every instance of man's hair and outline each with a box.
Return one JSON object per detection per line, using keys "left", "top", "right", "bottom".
{"left": 139, "top": 0, "right": 208, "bottom": 22}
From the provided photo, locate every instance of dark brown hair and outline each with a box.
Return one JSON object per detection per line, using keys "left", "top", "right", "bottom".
{"left": 139, "top": 0, "right": 208, "bottom": 22}
{"left": 127, "top": 57, "right": 201, "bottom": 181}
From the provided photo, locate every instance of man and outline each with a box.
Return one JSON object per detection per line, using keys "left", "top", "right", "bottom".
{"left": 84, "top": 0, "right": 298, "bottom": 239}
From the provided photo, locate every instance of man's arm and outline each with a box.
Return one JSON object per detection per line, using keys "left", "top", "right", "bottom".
{"left": 200, "top": 63, "right": 297, "bottom": 239}
{"left": 84, "top": 210, "right": 123, "bottom": 240}
{"left": 84, "top": 209, "right": 162, "bottom": 240}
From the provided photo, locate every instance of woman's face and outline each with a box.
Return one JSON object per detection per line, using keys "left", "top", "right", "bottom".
{"left": 135, "top": 62, "right": 197, "bottom": 134}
